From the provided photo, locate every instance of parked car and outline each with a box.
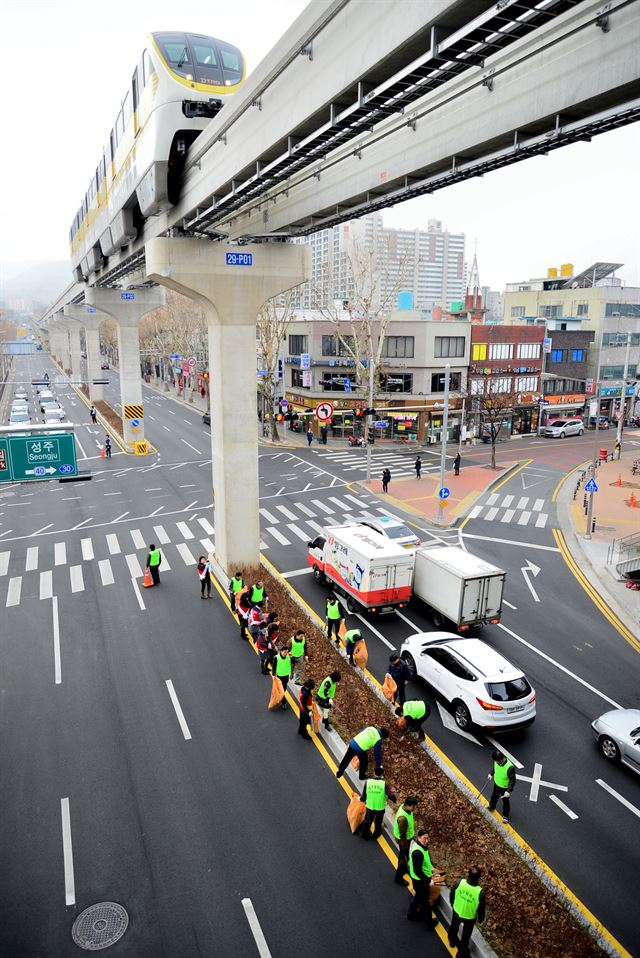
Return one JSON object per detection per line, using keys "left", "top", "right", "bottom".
{"left": 10, "top": 401, "right": 29, "bottom": 415}
{"left": 358, "top": 513, "right": 421, "bottom": 549}
{"left": 589, "top": 416, "right": 610, "bottom": 429}
{"left": 202, "top": 411, "right": 211, "bottom": 426}
{"left": 400, "top": 631, "right": 536, "bottom": 731}
{"left": 100, "top": 361, "right": 110, "bottom": 370}
{"left": 14, "top": 387, "right": 28, "bottom": 400}
{"left": 43, "top": 405, "right": 66, "bottom": 422}
{"left": 592, "top": 709, "right": 640, "bottom": 774}
{"left": 9, "top": 410, "right": 31, "bottom": 425}
{"left": 544, "top": 418, "right": 584, "bottom": 438}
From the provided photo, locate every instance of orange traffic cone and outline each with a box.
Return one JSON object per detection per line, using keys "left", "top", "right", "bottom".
{"left": 142, "top": 566, "right": 154, "bottom": 587}
{"left": 629, "top": 492, "right": 638, "bottom": 509}
{"left": 617, "top": 474, "right": 622, "bottom": 488}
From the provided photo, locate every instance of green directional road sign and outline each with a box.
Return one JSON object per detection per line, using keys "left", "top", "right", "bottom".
{"left": 0, "top": 432, "right": 78, "bottom": 482}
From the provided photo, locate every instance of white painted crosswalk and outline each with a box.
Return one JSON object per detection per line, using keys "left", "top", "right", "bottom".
{"left": 312, "top": 448, "right": 438, "bottom": 478}
{"left": 467, "top": 493, "right": 550, "bottom": 529}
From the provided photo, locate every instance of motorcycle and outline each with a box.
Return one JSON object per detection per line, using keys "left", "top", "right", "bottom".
{"left": 347, "top": 435, "right": 366, "bottom": 448}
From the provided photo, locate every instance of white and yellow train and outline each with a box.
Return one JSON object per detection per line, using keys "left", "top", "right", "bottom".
{"left": 70, "top": 31, "right": 245, "bottom": 282}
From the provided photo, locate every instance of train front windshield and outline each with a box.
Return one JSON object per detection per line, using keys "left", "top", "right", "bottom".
{"left": 154, "top": 32, "right": 243, "bottom": 87}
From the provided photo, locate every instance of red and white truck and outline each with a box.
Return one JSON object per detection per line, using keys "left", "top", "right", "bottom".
{"left": 307, "top": 524, "right": 414, "bottom": 613}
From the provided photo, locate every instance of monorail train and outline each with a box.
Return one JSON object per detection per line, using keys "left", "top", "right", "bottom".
{"left": 69, "top": 32, "right": 245, "bottom": 281}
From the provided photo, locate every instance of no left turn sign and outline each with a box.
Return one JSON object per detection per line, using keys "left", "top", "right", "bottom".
{"left": 315, "top": 401, "right": 334, "bottom": 421}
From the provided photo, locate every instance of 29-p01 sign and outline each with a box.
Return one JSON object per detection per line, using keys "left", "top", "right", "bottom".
{"left": 225, "top": 252, "right": 253, "bottom": 267}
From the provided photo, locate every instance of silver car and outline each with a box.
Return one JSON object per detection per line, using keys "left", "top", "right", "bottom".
{"left": 592, "top": 708, "right": 640, "bottom": 775}
{"left": 544, "top": 418, "right": 584, "bottom": 438}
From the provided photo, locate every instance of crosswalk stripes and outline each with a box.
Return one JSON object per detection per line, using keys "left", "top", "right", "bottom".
{"left": 466, "top": 493, "right": 550, "bottom": 528}
{"left": 267, "top": 526, "right": 290, "bottom": 546}
{"left": 175, "top": 521, "right": 194, "bottom": 540}
{"left": 130, "top": 529, "right": 146, "bottom": 550}
{"left": 176, "top": 543, "right": 196, "bottom": 565}
{"left": 125, "top": 554, "right": 144, "bottom": 578}
{"left": 200, "top": 538, "right": 214, "bottom": 554}
{"left": 40, "top": 570, "right": 53, "bottom": 600}
{"left": 6, "top": 577, "right": 21, "bottom": 607}
{"left": 81, "top": 538, "right": 94, "bottom": 561}
{"left": 0, "top": 552, "right": 9, "bottom": 576}
{"left": 55, "top": 542, "right": 66, "bottom": 565}
{"left": 106, "top": 534, "right": 120, "bottom": 555}
{"left": 276, "top": 504, "right": 298, "bottom": 521}
{"left": 293, "top": 501, "right": 315, "bottom": 518}
{"left": 99, "top": 559, "right": 114, "bottom": 586}
{"left": 70, "top": 565, "right": 84, "bottom": 593}
{"left": 26, "top": 547, "right": 38, "bottom": 571}
{"left": 259, "top": 507, "right": 277, "bottom": 523}
{"left": 311, "top": 499, "right": 333, "bottom": 515}
{"left": 197, "top": 518, "right": 214, "bottom": 535}
{"left": 287, "top": 522, "right": 311, "bottom": 542}
{"left": 153, "top": 525, "right": 170, "bottom": 545}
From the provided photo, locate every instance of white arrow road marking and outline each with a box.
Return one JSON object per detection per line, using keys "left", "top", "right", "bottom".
{"left": 521, "top": 559, "right": 541, "bottom": 602}
{"left": 436, "top": 703, "right": 482, "bottom": 744}
{"left": 485, "top": 736, "right": 524, "bottom": 768}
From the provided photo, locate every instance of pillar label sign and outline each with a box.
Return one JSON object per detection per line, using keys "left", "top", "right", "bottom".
{"left": 120, "top": 292, "right": 135, "bottom": 300}
{"left": 225, "top": 252, "right": 253, "bottom": 266}
{"left": 86, "top": 307, "right": 97, "bottom": 313}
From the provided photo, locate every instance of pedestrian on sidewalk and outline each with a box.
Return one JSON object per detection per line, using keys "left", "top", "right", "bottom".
{"left": 90, "top": 405, "right": 97, "bottom": 424}
{"left": 448, "top": 866, "right": 486, "bottom": 958}
{"left": 321, "top": 424, "right": 328, "bottom": 445}
{"left": 229, "top": 571, "right": 244, "bottom": 611}
{"left": 344, "top": 628, "right": 363, "bottom": 665}
{"left": 274, "top": 648, "right": 292, "bottom": 709}
{"left": 407, "top": 831, "right": 438, "bottom": 929}
{"left": 197, "top": 555, "right": 212, "bottom": 598}
{"left": 487, "top": 750, "right": 516, "bottom": 823}
{"left": 359, "top": 766, "right": 396, "bottom": 841}
{"left": 382, "top": 467, "right": 391, "bottom": 493}
{"left": 393, "top": 796, "right": 419, "bottom": 885}
{"left": 288, "top": 628, "right": 308, "bottom": 682}
{"left": 307, "top": 428, "right": 313, "bottom": 446}
{"left": 415, "top": 456, "right": 422, "bottom": 479}
{"left": 249, "top": 580, "right": 267, "bottom": 609}
{"left": 336, "top": 725, "right": 389, "bottom": 781}
{"left": 395, "top": 700, "right": 430, "bottom": 739}
{"left": 326, "top": 595, "right": 343, "bottom": 643}
{"left": 298, "top": 678, "right": 315, "bottom": 739}
{"left": 454, "top": 452, "right": 461, "bottom": 476}
{"left": 104, "top": 435, "right": 112, "bottom": 458}
{"left": 316, "top": 671, "right": 341, "bottom": 730}
{"left": 615, "top": 437, "right": 621, "bottom": 459}
{"left": 388, "top": 653, "right": 412, "bottom": 706}
{"left": 146, "top": 543, "right": 162, "bottom": 586}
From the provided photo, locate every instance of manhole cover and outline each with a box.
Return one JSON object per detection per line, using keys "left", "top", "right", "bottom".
{"left": 72, "top": 902, "right": 129, "bottom": 951}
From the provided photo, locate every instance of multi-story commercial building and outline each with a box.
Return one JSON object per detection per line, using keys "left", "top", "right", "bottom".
{"left": 541, "top": 328, "right": 595, "bottom": 421}
{"left": 295, "top": 214, "right": 466, "bottom": 311}
{"left": 468, "top": 325, "right": 545, "bottom": 434}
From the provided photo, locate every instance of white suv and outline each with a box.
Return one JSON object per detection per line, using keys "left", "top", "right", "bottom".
{"left": 358, "top": 513, "right": 421, "bottom": 549}
{"left": 544, "top": 418, "right": 584, "bottom": 438}
{"left": 400, "top": 631, "right": 536, "bottom": 731}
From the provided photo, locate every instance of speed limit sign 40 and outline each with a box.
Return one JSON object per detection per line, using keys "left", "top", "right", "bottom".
{"left": 315, "top": 401, "right": 334, "bottom": 421}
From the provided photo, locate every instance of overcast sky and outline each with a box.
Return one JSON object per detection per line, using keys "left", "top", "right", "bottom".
{"left": 1, "top": 0, "right": 638, "bottom": 291}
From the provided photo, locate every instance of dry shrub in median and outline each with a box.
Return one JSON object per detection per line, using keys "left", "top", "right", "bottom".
{"left": 95, "top": 401, "right": 124, "bottom": 438}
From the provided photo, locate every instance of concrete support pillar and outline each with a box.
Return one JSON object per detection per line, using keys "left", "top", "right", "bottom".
{"left": 145, "top": 238, "right": 310, "bottom": 574}
{"left": 67, "top": 322, "right": 83, "bottom": 383}
{"left": 64, "top": 303, "right": 109, "bottom": 402}
{"left": 52, "top": 319, "right": 71, "bottom": 372}
{"left": 85, "top": 287, "right": 165, "bottom": 449}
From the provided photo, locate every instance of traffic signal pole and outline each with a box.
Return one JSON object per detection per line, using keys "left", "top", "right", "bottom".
{"left": 436, "top": 364, "right": 451, "bottom": 524}
{"left": 366, "top": 359, "right": 374, "bottom": 483}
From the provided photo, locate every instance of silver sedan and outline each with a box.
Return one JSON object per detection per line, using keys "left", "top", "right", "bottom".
{"left": 592, "top": 709, "right": 640, "bottom": 775}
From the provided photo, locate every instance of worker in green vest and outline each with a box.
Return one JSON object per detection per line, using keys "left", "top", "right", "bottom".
{"left": 393, "top": 796, "right": 419, "bottom": 885}
{"left": 146, "top": 542, "right": 162, "bottom": 586}
{"left": 249, "top": 580, "right": 267, "bottom": 608}
{"left": 229, "top": 571, "right": 244, "bottom": 611}
{"left": 407, "top": 830, "right": 438, "bottom": 929}
{"left": 395, "top": 699, "right": 431, "bottom": 739}
{"left": 274, "top": 648, "right": 292, "bottom": 710}
{"left": 326, "top": 594, "right": 343, "bottom": 643}
{"left": 335, "top": 725, "right": 389, "bottom": 781}
{"left": 316, "top": 671, "right": 341, "bottom": 730}
{"left": 288, "top": 629, "right": 308, "bottom": 683}
{"left": 358, "top": 766, "right": 397, "bottom": 841}
{"left": 487, "top": 750, "right": 516, "bottom": 824}
{"left": 344, "top": 628, "right": 362, "bottom": 665}
{"left": 448, "top": 866, "right": 486, "bottom": 957}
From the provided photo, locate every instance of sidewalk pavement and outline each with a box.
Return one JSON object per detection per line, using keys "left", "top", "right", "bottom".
{"left": 361, "top": 459, "right": 519, "bottom": 525}
{"left": 556, "top": 448, "right": 640, "bottom": 634}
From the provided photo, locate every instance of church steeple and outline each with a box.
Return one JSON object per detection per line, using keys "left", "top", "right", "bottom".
{"left": 464, "top": 240, "right": 485, "bottom": 323}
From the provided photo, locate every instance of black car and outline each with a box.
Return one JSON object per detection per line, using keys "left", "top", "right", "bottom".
{"left": 100, "top": 361, "right": 110, "bottom": 370}
{"left": 202, "top": 411, "right": 211, "bottom": 426}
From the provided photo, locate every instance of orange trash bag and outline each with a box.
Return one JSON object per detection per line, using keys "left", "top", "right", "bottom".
{"left": 338, "top": 619, "right": 347, "bottom": 640}
{"left": 346, "top": 792, "right": 366, "bottom": 833}
{"left": 396, "top": 716, "right": 407, "bottom": 731}
{"left": 350, "top": 755, "right": 360, "bottom": 770}
{"left": 312, "top": 703, "right": 322, "bottom": 732}
{"left": 353, "top": 638, "right": 368, "bottom": 669}
{"left": 382, "top": 674, "right": 397, "bottom": 702}
{"left": 268, "top": 676, "right": 285, "bottom": 710}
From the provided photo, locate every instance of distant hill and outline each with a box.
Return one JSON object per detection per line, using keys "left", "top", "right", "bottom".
{"left": 0, "top": 260, "right": 72, "bottom": 310}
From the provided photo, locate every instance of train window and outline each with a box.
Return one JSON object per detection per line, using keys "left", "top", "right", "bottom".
{"left": 192, "top": 41, "right": 217, "bottom": 67}
{"left": 132, "top": 69, "right": 139, "bottom": 112}
{"left": 217, "top": 42, "right": 243, "bottom": 85}
{"left": 142, "top": 49, "right": 154, "bottom": 87}
{"left": 161, "top": 38, "right": 191, "bottom": 66}
{"left": 109, "top": 131, "right": 114, "bottom": 161}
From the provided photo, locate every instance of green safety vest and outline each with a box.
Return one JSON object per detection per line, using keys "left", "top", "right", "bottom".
{"left": 290, "top": 635, "right": 305, "bottom": 658}
{"left": 408, "top": 840, "right": 432, "bottom": 881}
{"left": 148, "top": 549, "right": 161, "bottom": 567}
{"left": 453, "top": 879, "right": 482, "bottom": 920}
{"left": 403, "top": 701, "right": 426, "bottom": 721}
{"left": 344, "top": 630, "right": 361, "bottom": 645}
{"left": 354, "top": 726, "right": 381, "bottom": 752}
{"left": 231, "top": 576, "right": 244, "bottom": 593}
{"left": 275, "top": 655, "right": 292, "bottom": 678}
{"left": 250, "top": 585, "right": 264, "bottom": 603}
{"left": 493, "top": 759, "right": 513, "bottom": 789}
{"left": 327, "top": 601, "right": 342, "bottom": 620}
{"left": 317, "top": 676, "right": 336, "bottom": 700}
{"left": 393, "top": 805, "right": 415, "bottom": 841}
{"left": 365, "top": 778, "right": 386, "bottom": 811}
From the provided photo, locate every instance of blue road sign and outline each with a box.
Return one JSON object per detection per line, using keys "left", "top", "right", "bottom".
{"left": 130, "top": 418, "right": 140, "bottom": 427}
{"left": 86, "top": 307, "right": 97, "bottom": 313}
{"left": 584, "top": 478, "right": 598, "bottom": 493}
{"left": 344, "top": 379, "right": 352, "bottom": 393}
{"left": 170, "top": 354, "right": 182, "bottom": 360}
{"left": 34, "top": 466, "right": 46, "bottom": 477}
{"left": 438, "top": 487, "right": 451, "bottom": 500}
{"left": 225, "top": 252, "right": 253, "bottom": 266}
{"left": 375, "top": 421, "right": 388, "bottom": 428}
{"left": 538, "top": 398, "right": 549, "bottom": 405}
{"left": 281, "top": 400, "right": 289, "bottom": 409}
{"left": 120, "top": 292, "right": 135, "bottom": 300}
{"left": 59, "top": 464, "right": 74, "bottom": 474}
{"left": 256, "top": 369, "right": 267, "bottom": 376}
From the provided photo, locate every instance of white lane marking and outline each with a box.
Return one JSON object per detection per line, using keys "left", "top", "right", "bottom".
{"left": 106, "top": 534, "right": 120, "bottom": 555}
{"left": 0, "top": 529, "right": 13, "bottom": 539}
{"left": 484, "top": 507, "right": 499, "bottom": 521}
{"left": 461, "top": 533, "right": 560, "bottom": 553}
{"left": 112, "top": 512, "right": 130, "bottom": 523}
{"left": 153, "top": 525, "right": 170, "bottom": 544}
{"left": 529, "top": 763, "right": 543, "bottom": 801}
{"left": 535, "top": 513, "right": 548, "bottom": 528}
{"left": 281, "top": 567, "right": 313, "bottom": 579}
{"left": 145, "top": 488, "right": 163, "bottom": 492}
{"left": 150, "top": 506, "right": 165, "bottom": 517}
{"left": 276, "top": 504, "right": 297, "bottom": 521}
{"left": 329, "top": 496, "right": 352, "bottom": 511}
{"left": 241, "top": 898, "right": 273, "bottom": 958}
{"left": 354, "top": 612, "right": 395, "bottom": 649}
{"left": 532, "top": 498, "right": 544, "bottom": 512}
{"left": 485, "top": 736, "right": 524, "bottom": 769}
{"left": 498, "top": 622, "right": 621, "bottom": 708}
{"left": 30, "top": 523, "right": 54, "bottom": 536}
{"left": 486, "top": 493, "right": 499, "bottom": 505}
{"left": 162, "top": 425, "right": 171, "bottom": 431}
{"left": 26, "top": 546, "right": 39, "bottom": 571}
{"left": 81, "top": 538, "right": 94, "bottom": 561}
{"left": 344, "top": 494, "right": 365, "bottom": 507}
{"left": 60, "top": 797, "right": 76, "bottom": 906}
{"left": 312, "top": 499, "right": 334, "bottom": 514}
{"left": 126, "top": 554, "right": 144, "bottom": 578}
{"left": 40, "top": 571, "right": 53, "bottom": 600}
{"left": 468, "top": 505, "right": 483, "bottom": 519}
{"left": 181, "top": 439, "right": 202, "bottom": 455}
{"left": 165, "top": 679, "right": 192, "bottom": 740}
{"left": 286, "top": 523, "right": 311, "bottom": 542}
{"left": 503, "top": 599, "right": 518, "bottom": 610}
{"left": 98, "top": 559, "right": 114, "bottom": 586}
{"left": 501, "top": 509, "right": 515, "bottom": 523}
{"left": 395, "top": 609, "right": 422, "bottom": 632}
{"left": 293, "top": 501, "right": 316, "bottom": 518}
{"left": 306, "top": 520, "right": 325, "bottom": 535}
{"left": 131, "top": 529, "right": 146, "bottom": 549}
{"left": 103, "top": 492, "right": 122, "bottom": 496}
{"left": 0, "top": 552, "right": 9, "bottom": 576}
{"left": 131, "top": 576, "right": 146, "bottom": 611}
{"left": 197, "top": 517, "right": 214, "bottom": 535}
{"left": 259, "top": 508, "right": 278, "bottom": 524}
{"left": 183, "top": 500, "right": 198, "bottom": 512}
{"left": 69, "top": 566, "right": 84, "bottom": 593}
{"left": 53, "top": 596, "right": 61, "bottom": 685}
{"left": 176, "top": 521, "right": 194, "bottom": 540}
{"left": 266, "top": 526, "right": 291, "bottom": 546}
{"left": 517, "top": 771, "right": 567, "bottom": 793}
{"left": 72, "top": 518, "right": 93, "bottom": 531}
{"left": 54, "top": 542, "right": 67, "bottom": 566}
{"left": 502, "top": 495, "right": 514, "bottom": 508}
{"left": 549, "top": 794, "right": 579, "bottom": 820}
{"left": 179, "top": 484, "right": 197, "bottom": 488}
{"left": 517, "top": 511, "right": 531, "bottom": 526}
{"left": 200, "top": 538, "right": 215, "bottom": 553}
{"left": 596, "top": 779, "right": 640, "bottom": 819}
{"left": 437, "top": 702, "right": 483, "bottom": 744}
{"left": 176, "top": 543, "right": 197, "bottom": 566}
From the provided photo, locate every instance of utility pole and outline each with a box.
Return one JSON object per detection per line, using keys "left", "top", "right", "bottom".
{"left": 366, "top": 358, "right": 375, "bottom": 483}
{"left": 437, "top": 364, "right": 451, "bottom": 523}
{"left": 616, "top": 331, "right": 632, "bottom": 446}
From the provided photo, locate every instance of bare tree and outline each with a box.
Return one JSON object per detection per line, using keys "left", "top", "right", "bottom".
{"left": 138, "top": 292, "right": 208, "bottom": 400}
{"left": 469, "top": 373, "right": 517, "bottom": 469}
{"left": 256, "top": 290, "right": 296, "bottom": 441}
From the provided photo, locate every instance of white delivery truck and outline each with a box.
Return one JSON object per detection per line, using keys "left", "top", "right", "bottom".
{"left": 412, "top": 546, "right": 506, "bottom": 631}
{"left": 308, "top": 524, "right": 414, "bottom": 613}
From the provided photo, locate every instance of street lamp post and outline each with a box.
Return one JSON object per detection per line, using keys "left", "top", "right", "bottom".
{"left": 366, "top": 358, "right": 375, "bottom": 483}
{"left": 437, "top": 364, "right": 451, "bottom": 523}
{"left": 584, "top": 386, "right": 601, "bottom": 540}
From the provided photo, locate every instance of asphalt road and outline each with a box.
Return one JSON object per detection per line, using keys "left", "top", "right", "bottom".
{"left": 2, "top": 353, "right": 639, "bottom": 955}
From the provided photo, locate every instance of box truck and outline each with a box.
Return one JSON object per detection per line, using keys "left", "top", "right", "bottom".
{"left": 308, "top": 524, "right": 414, "bottom": 613}
{"left": 412, "top": 546, "right": 505, "bottom": 630}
